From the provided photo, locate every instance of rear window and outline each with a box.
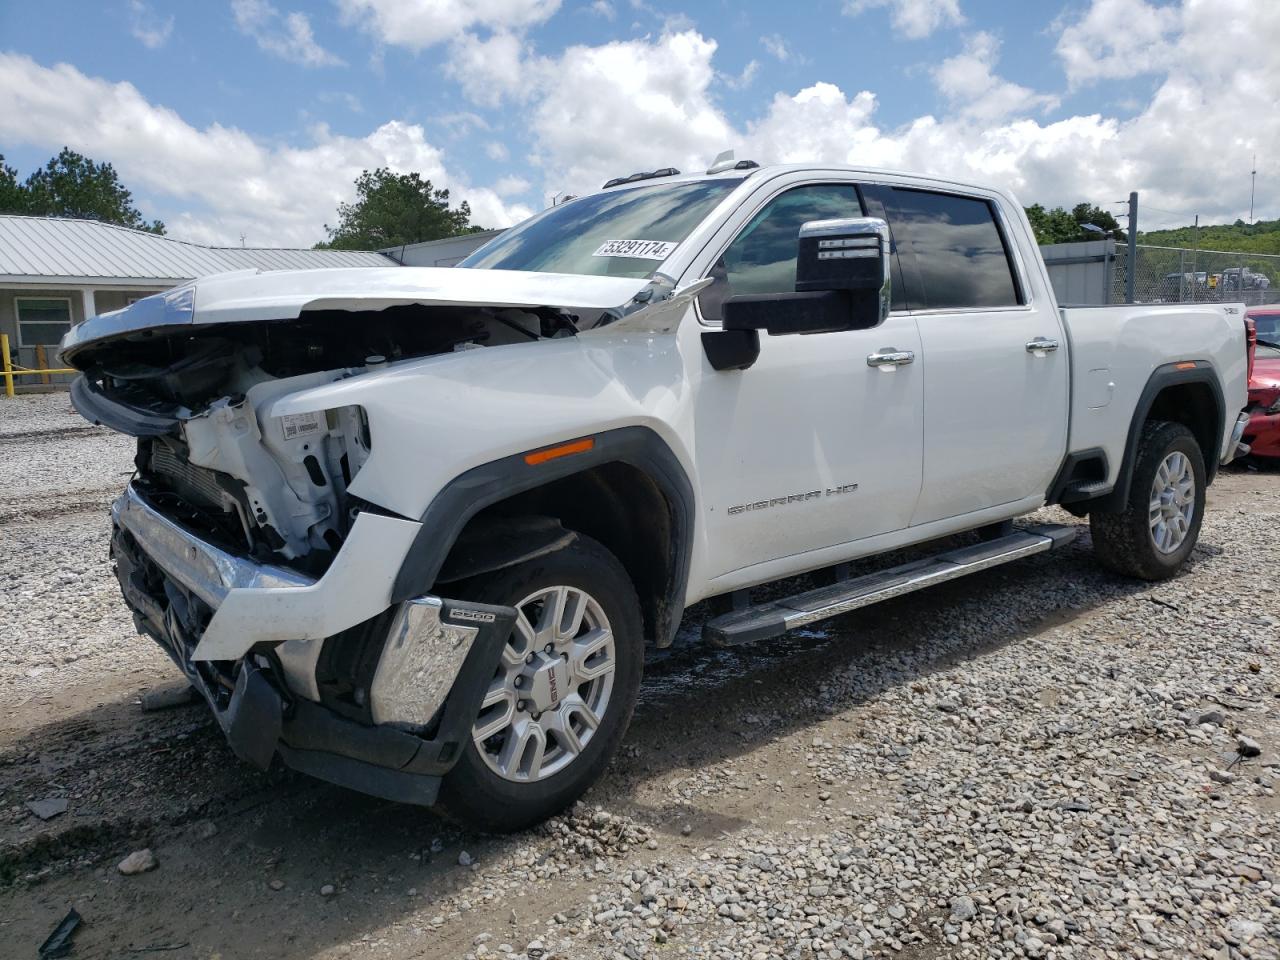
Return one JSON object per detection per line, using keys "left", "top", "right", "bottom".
{"left": 882, "top": 189, "right": 1022, "bottom": 310}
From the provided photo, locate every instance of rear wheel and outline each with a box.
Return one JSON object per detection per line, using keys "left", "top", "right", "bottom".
{"left": 1090, "top": 420, "right": 1206, "bottom": 580}
{"left": 435, "top": 534, "right": 643, "bottom": 832}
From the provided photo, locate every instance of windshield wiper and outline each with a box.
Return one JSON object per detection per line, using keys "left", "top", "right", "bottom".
{"left": 1256, "top": 337, "right": 1280, "bottom": 349}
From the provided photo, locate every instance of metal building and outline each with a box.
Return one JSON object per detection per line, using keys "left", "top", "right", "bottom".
{"left": 0, "top": 215, "right": 393, "bottom": 389}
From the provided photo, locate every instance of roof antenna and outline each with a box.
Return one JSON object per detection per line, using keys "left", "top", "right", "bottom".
{"left": 239, "top": 232, "right": 246, "bottom": 248}
{"left": 706, "top": 150, "right": 735, "bottom": 175}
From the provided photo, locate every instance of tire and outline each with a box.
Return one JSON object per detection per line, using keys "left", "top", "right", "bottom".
{"left": 1090, "top": 420, "right": 1206, "bottom": 581}
{"left": 434, "top": 534, "right": 643, "bottom": 832}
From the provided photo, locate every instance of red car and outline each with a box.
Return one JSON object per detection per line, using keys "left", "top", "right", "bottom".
{"left": 1244, "top": 306, "right": 1280, "bottom": 458}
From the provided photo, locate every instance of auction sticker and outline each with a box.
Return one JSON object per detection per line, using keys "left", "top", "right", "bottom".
{"left": 592, "top": 239, "right": 677, "bottom": 260}
{"left": 280, "top": 411, "right": 324, "bottom": 441}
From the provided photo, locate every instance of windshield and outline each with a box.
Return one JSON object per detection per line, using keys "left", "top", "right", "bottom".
{"left": 460, "top": 178, "right": 743, "bottom": 279}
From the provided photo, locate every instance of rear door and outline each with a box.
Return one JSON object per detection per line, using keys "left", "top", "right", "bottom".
{"left": 863, "top": 184, "right": 1068, "bottom": 525}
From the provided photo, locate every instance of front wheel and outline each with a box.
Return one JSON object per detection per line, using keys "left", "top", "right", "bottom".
{"left": 1090, "top": 420, "right": 1206, "bottom": 580}
{"left": 434, "top": 533, "right": 643, "bottom": 832}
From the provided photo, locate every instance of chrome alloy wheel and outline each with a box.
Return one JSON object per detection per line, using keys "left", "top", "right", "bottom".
{"left": 1148, "top": 450, "right": 1196, "bottom": 554}
{"left": 472, "top": 585, "right": 616, "bottom": 782}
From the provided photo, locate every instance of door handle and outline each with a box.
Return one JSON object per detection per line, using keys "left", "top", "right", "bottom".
{"left": 1026, "top": 337, "right": 1059, "bottom": 354}
{"left": 867, "top": 349, "right": 915, "bottom": 368}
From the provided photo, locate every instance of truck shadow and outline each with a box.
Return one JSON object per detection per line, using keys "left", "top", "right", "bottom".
{"left": 1, "top": 515, "right": 1223, "bottom": 958}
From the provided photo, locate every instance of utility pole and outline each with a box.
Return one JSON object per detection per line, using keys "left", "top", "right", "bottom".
{"left": 1191, "top": 214, "right": 1199, "bottom": 302}
{"left": 1249, "top": 153, "right": 1257, "bottom": 225}
{"left": 1126, "top": 191, "right": 1138, "bottom": 304}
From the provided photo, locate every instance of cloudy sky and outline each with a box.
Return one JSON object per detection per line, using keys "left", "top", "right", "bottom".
{"left": 1, "top": 0, "right": 1275, "bottom": 248}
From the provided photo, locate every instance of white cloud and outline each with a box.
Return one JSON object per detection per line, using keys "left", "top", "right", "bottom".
{"left": 588, "top": 0, "right": 615, "bottom": 19}
{"left": 721, "top": 59, "right": 760, "bottom": 91}
{"left": 932, "top": 32, "right": 1059, "bottom": 121}
{"left": 232, "top": 0, "right": 345, "bottom": 67}
{"left": 513, "top": 10, "right": 1277, "bottom": 228}
{"left": 493, "top": 174, "right": 532, "bottom": 195}
{"left": 337, "top": 0, "right": 561, "bottom": 51}
{"left": 526, "top": 31, "right": 735, "bottom": 194}
{"left": 843, "top": 0, "right": 963, "bottom": 39}
{"left": 129, "top": 1, "right": 174, "bottom": 49}
{"left": 0, "top": 54, "right": 531, "bottom": 245}
{"left": 486, "top": 141, "right": 511, "bottom": 161}
{"left": 1056, "top": 0, "right": 1181, "bottom": 88}
{"left": 444, "top": 32, "right": 532, "bottom": 107}
{"left": 760, "top": 34, "right": 791, "bottom": 62}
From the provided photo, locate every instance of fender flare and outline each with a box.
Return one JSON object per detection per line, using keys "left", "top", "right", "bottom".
{"left": 389, "top": 425, "right": 695, "bottom": 646}
{"left": 1093, "top": 361, "right": 1224, "bottom": 513}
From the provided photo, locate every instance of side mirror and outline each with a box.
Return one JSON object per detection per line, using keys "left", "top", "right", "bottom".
{"left": 723, "top": 217, "right": 891, "bottom": 336}
{"left": 703, "top": 218, "right": 891, "bottom": 371}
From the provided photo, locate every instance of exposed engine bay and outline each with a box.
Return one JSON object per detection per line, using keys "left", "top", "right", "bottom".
{"left": 72, "top": 304, "right": 582, "bottom": 574}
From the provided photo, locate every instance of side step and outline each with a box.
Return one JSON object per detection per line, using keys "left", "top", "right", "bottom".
{"left": 702, "top": 524, "right": 1077, "bottom": 647}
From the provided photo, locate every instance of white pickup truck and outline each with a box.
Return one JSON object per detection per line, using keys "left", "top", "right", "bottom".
{"left": 63, "top": 162, "right": 1250, "bottom": 831}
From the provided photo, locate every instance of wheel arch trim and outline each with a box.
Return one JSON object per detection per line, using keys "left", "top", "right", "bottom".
{"left": 1094, "top": 361, "right": 1224, "bottom": 513}
{"left": 390, "top": 425, "right": 695, "bottom": 646}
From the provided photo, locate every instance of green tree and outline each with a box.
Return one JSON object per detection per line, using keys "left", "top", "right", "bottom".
{"left": 1024, "top": 203, "right": 1080, "bottom": 244}
{"left": 18, "top": 148, "right": 164, "bottom": 233}
{"left": 1070, "top": 202, "right": 1121, "bottom": 235}
{"left": 318, "top": 168, "right": 483, "bottom": 250}
{"left": 0, "top": 154, "right": 25, "bottom": 214}
{"left": 1025, "top": 201, "right": 1126, "bottom": 244}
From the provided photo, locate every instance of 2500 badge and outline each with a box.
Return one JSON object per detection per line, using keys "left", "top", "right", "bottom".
{"left": 727, "top": 483, "right": 859, "bottom": 516}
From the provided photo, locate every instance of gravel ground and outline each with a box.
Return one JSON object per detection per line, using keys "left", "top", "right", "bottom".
{"left": 0, "top": 392, "right": 1276, "bottom": 960}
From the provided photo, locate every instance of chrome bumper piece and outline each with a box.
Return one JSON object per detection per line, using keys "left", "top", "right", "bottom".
{"left": 369, "top": 597, "right": 482, "bottom": 728}
{"left": 112, "top": 484, "right": 422, "bottom": 662}
{"left": 1223, "top": 411, "right": 1251, "bottom": 464}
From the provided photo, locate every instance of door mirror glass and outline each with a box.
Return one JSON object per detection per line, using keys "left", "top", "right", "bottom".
{"left": 720, "top": 217, "right": 891, "bottom": 336}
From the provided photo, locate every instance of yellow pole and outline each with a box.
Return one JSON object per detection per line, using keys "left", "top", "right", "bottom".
{"left": 1, "top": 333, "right": 13, "bottom": 398}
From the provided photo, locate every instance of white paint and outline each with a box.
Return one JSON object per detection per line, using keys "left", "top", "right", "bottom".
{"left": 95, "top": 164, "right": 1250, "bottom": 650}
{"left": 193, "top": 511, "right": 422, "bottom": 660}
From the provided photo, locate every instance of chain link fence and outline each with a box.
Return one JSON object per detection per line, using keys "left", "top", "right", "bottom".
{"left": 1110, "top": 244, "right": 1280, "bottom": 306}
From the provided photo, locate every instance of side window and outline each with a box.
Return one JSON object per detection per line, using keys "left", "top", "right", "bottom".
{"left": 699, "top": 184, "right": 862, "bottom": 322}
{"left": 882, "top": 189, "right": 1022, "bottom": 310}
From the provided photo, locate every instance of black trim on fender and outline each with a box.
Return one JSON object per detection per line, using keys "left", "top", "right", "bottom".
{"left": 1092, "top": 362, "right": 1224, "bottom": 514}
{"left": 391, "top": 426, "right": 695, "bottom": 646}
{"left": 1045, "top": 447, "right": 1111, "bottom": 505}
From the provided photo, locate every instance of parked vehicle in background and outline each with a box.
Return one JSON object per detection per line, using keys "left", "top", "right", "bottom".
{"left": 61, "top": 161, "right": 1251, "bottom": 831}
{"left": 1244, "top": 306, "right": 1280, "bottom": 458}
{"left": 1161, "top": 271, "right": 1208, "bottom": 300}
{"left": 1222, "top": 267, "right": 1271, "bottom": 292}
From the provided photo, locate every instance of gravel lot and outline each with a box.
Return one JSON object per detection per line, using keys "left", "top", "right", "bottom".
{"left": 0, "top": 392, "right": 1277, "bottom": 960}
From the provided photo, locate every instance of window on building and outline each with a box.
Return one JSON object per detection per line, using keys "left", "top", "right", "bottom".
{"left": 881, "top": 189, "right": 1022, "bottom": 310}
{"left": 15, "top": 297, "right": 73, "bottom": 348}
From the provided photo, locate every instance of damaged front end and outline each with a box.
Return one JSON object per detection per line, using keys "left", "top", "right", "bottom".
{"left": 111, "top": 483, "right": 516, "bottom": 804}
{"left": 61, "top": 265, "right": 697, "bottom": 800}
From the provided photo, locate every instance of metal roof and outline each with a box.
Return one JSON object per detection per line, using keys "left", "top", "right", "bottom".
{"left": 0, "top": 215, "right": 394, "bottom": 285}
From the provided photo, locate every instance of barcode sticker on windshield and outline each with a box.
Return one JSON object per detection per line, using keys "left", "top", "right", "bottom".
{"left": 592, "top": 239, "right": 677, "bottom": 260}
{"left": 280, "top": 411, "right": 323, "bottom": 441}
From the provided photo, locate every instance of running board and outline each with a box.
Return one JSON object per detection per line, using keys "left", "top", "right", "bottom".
{"left": 703, "top": 524, "right": 1078, "bottom": 647}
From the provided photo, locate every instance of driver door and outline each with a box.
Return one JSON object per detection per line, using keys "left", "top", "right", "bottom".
{"left": 689, "top": 179, "right": 924, "bottom": 583}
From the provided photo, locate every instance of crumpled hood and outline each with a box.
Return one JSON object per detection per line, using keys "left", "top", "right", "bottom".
{"left": 61, "top": 265, "right": 655, "bottom": 364}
